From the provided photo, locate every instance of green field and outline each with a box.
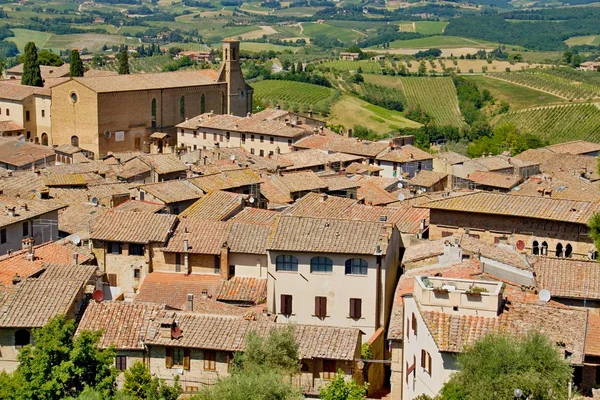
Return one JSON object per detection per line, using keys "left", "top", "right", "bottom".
{"left": 6, "top": 29, "right": 52, "bottom": 52}
{"left": 487, "top": 71, "right": 600, "bottom": 100}
{"left": 492, "top": 104, "right": 600, "bottom": 143}
{"left": 300, "top": 22, "right": 365, "bottom": 42}
{"left": 44, "top": 33, "right": 140, "bottom": 53}
{"left": 396, "top": 21, "right": 449, "bottom": 35}
{"left": 240, "top": 42, "right": 300, "bottom": 53}
{"left": 468, "top": 75, "right": 564, "bottom": 110}
{"left": 565, "top": 35, "right": 600, "bottom": 46}
{"left": 97, "top": 55, "right": 179, "bottom": 73}
{"left": 328, "top": 94, "right": 421, "bottom": 133}
{"left": 250, "top": 80, "right": 337, "bottom": 114}
{"left": 319, "top": 60, "right": 390, "bottom": 74}
{"left": 383, "top": 35, "right": 499, "bottom": 49}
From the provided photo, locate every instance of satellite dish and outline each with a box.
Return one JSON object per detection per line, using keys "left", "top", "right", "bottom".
{"left": 539, "top": 289, "right": 551, "bottom": 303}
{"left": 104, "top": 131, "right": 111, "bottom": 140}
{"left": 397, "top": 182, "right": 403, "bottom": 189}
{"left": 229, "top": 154, "right": 236, "bottom": 161}
{"left": 72, "top": 234, "right": 81, "bottom": 246}
{"left": 17, "top": 136, "right": 26, "bottom": 144}
{"left": 91, "top": 197, "right": 99, "bottom": 206}
{"left": 92, "top": 289, "right": 104, "bottom": 302}
{"left": 398, "top": 193, "right": 405, "bottom": 201}
{"left": 516, "top": 240, "right": 525, "bottom": 251}
{"left": 171, "top": 326, "right": 182, "bottom": 339}
{"left": 248, "top": 196, "right": 255, "bottom": 204}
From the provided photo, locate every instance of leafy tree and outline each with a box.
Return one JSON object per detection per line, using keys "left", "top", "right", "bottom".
{"left": 37, "top": 49, "right": 63, "bottom": 66}
{"left": 588, "top": 213, "right": 600, "bottom": 253}
{"left": 123, "top": 362, "right": 182, "bottom": 400}
{"left": 70, "top": 49, "right": 84, "bottom": 77}
{"left": 21, "top": 42, "right": 43, "bottom": 87}
{"left": 439, "top": 332, "right": 572, "bottom": 400}
{"left": 235, "top": 325, "right": 299, "bottom": 374}
{"left": 2, "top": 315, "right": 117, "bottom": 400}
{"left": 418, "top": 60, "right": 427, "bottom": 76}
{"left": 117, "top": 49, "right": 130, "bottom": 75}
{"left": 319, "top": 370, "right": 367, "bottom": 400}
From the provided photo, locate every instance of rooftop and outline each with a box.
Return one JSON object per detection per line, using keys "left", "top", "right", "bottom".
{"left": 0, "top": 81, "right": 49, "bottom": 101}
{"left": 0, "top": 196, "right": 66, "bottom": 228}
{"left": 375, "top": 145, "right": 433, "bottom": 163}
{"left": 0, "top": 138, "right": 55, "bottom": 167}
{"left": 529, "top": 256, "right": 600, "bottom": 300}
{"left": 544, "top": 140, "right": 600, "bottom": 155}
{"left": 90, "top": 210, "right": 176, "bottom": 244}
{"left": 467, "top": 171, "right": 522, "bottom": 190}
{"left": 432, "top": 151, "right": 469, "bottom": 165}
{"left": 161, "top": 218, "right": 229, "bottom": 255}
{"left": 294, "top": 134, "right": 390, "bottom": 158}
{"left": 190, "top": 169, "right": 261, "bottom": 192}
{"left": 269, "top": 171, "right": 327, "bottom": 194}
{"left": 140, "top": 180, "right": 203, "bottom": 204}
{"left": 179, "top": 190, "right": 246, "bottom": 220}
{"left": 228, "top": 207, "right": 279, "bottom": 225}
{"left": 408, "top": 170, "right": 448, "bottom": 188}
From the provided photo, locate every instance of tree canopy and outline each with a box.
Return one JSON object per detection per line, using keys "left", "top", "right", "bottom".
{"left": 70, "top": 49, "right": 84, "bottom": 77}
{"left": 122, "top": 362, "right": 182, "bottom": 400}
{"left": 439, "top": 331, "right": 573, "bottom": 400}
{"left": 319, "top": 370, "right": 367, "bottom": 400}
{"left": 117, "top": 49, "right": 130, "bottom": 75}
{"left": 21, "top": 42, "right": 43, "bottom": 87}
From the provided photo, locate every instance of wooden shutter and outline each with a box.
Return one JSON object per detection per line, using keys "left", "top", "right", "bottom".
{"left": 281, "top": 294, "right": 292, "bottom": 315}
{"left": 315, "top": 297, "right": 326, "bottom": 318}
{"left": 428, "top": 353, "right": 432, "bottom": 375}
{"left": 421, "top": 349, "right": 426, "bottom": 368}
{"left": 166, "top": 347, "right": 174, "bottom": 369}
{"left": 183, "top": 348, "right": 191, "bottom": 370}
{"left": 108, "top": 273, "right": 117, "bottom": 287}
{"left": 350, "top": 298, "right": 361, "bottom": 319}
{"left": 412, "top": 313, "right": 417, "bottom": 336}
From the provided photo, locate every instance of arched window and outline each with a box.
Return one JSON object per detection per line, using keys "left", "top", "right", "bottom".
{"left": 151, "top": 98, "right": 156, "bottom": 118}
{"left": 556, "top": 243, "right": 563, "bottom": 258}
{"left": 15, "top": 329, "right": 30, "bottom": 348}
{"left": 179, "top": 96, "right": 185, "bottom": 120}
{"left": 41, "top": 133, "right": 48, "bottom": 146}
{"left": 200, "top": 94, "right": 205, "bottom": 114}
{"left": 541, "top": 241, "right": 548, "bottom": 256}
{"left": 220, "top": 92, "right": 226, "bottom": 114}
{"left": 565, "top": 244, "right": 573, "bottom": 258}
{"left": 310, "top": 257, "right": 332, "bottom": 273}
{"left": 71, "top": 135, "right": 79, "bottom": 147}
{"left": 276, "top": 255, "right": 298, "bottom": 272}
{"left": 532, "top": 240, "right": 539, "bottom": 256}
{"left": 591, "top": 251, "right": 598, "bottom": 260}
{"left": 345, "top": 258, "right": 368, "bottom": 275}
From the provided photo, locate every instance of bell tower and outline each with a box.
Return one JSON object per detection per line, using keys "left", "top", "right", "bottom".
{"left": 218, "top": 39, "right": 253, "bottom": 116}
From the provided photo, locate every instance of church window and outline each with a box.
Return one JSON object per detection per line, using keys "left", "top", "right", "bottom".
{"left": 200, "top": 94, "right": 205, "bottom": 114}
{"left": 180, "top": 96, "right": 185, "bottom": 120}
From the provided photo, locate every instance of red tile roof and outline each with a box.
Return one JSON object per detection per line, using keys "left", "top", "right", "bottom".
{"left": 217, "top": 276, "right": 267, "bottom": 304}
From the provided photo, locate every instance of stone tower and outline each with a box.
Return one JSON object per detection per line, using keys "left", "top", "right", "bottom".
{"left": 218, "top": 39, "right": 253, "bottom": 116}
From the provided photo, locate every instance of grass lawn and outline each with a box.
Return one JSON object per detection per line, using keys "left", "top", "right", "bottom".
{"left": 565, "top": 35, "right": 598, "bottom": 46}
{"left": 328, "top": 94, "right": 421, "bottom": 134}
{"left": 468, "top": 76, "right": 565, "bottom": 110}
{"left": 385, "top": 35, "right": 499, "bottom": 49}
{"left": 6, "top": 29, "right": 52, "bottom": 52}
{"left": 414, "top": 21, "right": 449, "bottom": 35}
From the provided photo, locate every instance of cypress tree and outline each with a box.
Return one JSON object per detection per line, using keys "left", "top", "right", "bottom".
{"left": 70, "top": 49, "right": 84, "bottom": 77}
{"left": 118, "top": 49, "right": 130, "bottom": 75}
{"left": 21, "top": 42, "right": 43, "bottom": 87}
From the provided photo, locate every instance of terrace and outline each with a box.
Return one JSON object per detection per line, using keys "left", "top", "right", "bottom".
{"left": 414, "top": 276, "right": 503, "bottom": 317}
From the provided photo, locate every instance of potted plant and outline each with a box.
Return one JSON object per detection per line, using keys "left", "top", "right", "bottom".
{"left": 432, "top": 287, "right": 449, "bottom": 294}
{"left": 465, "top": 286, "right": 488, "bottom": 297}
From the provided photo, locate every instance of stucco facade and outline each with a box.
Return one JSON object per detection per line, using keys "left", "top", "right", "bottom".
{"left": 0, "top": 210, "right": 60, "bottom": 256}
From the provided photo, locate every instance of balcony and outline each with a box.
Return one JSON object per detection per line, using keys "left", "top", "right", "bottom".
{"left": 414, "top": 276, "right": 503, "bottom": 317}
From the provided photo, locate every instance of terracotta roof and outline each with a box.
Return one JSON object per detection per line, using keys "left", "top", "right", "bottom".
{"left": 510, "top": 173, "right": 600, "bottom": 202}
{"left": 586, "top": 313, "right": 600, "bottom": 357}
{"left": 269, "top": 171, "right": 327, "bottom": 194}
{"left": 284, "top": 193, "right": 357, "bottom": 218}
{"left": 394, "top": 205, "right": 430, "bottom": 234}
{"left": 179, "top": 190, "right": 246, "bottom": 220}
{"left": 516, "top": 151, "right": 600, "bottom": 182}
{"left": 408, "top": 170, "right": 447, "bottom": 188}
{"left": 90, "top": 210, "right": 176, "bottom": 243}
{"left": 58, "top": 204, "right": 107, "bottom": 236}
{"left": 0, "top": 196, "right": 66, "bottom": 228}
{"left": 0, "top": 139, "right": 55, "bottom": 167}
{"left": 433, "top": 151, "right": 469, "bottom": 165}
{"left": 50, "top": 183, "right": 132, "bottom": 205}
{"left": 190, "top": 169, "right": 260, "bottom": 192}
{"left": 356, "top": 181, "right": 397, "bottom": 206}
{"left": 138, "top": 154, "right": 187, "bottom": 175}
{"left": 162, "top": 219, "right": 229, "bottom": 255}
{"left": 176, "top": 112, "right": 310, "bottom": 139}
{"left": 529, "top": 257, "right": 600, "bottom": 300}
{"left": 351, "top": 175, "right": 398, "bottom": 191}
{"left": 463, "top": 156, "right": 513, "bottom": 172}
{"left": 269, "top": 216, "right": 388, "bottom": 255}
{"left": 419, "top": 191, "right": 599, "bottom": 224}
{"left": 229, "top": 207, "right": 279, "bottom": 225}
{"left": 279, "top": 149, "right": 362, "bottom": 171}
{"left": 42, "top": 172, "right": 87, "bottom": 187}
{"left": 140, "top": 180, "right": 203, "bottom": 204}
{"left": 420, "top": 301, "right": 587, "bottom": 364}
{"left": 135, "top": 273, "right": 222, "bottom": 309}
{"left": 319, "top": 175, "right": 359, "bottom": 191}
{"left": 54, "top": 144, "right": 83, "bottom": 155}
{"left": 344, "top": 162, "right": 382, "bottom": 174}
{"left": 376, "top": 145, "right": 433, "bottom": 163}
{"left": 544, "top": 140, "right": 600, "bottom": 155}
{"left": 294, "top": 134, "right": 390, "bottom": 158}
{"left": 77, "top": 302, "right": 164, "bottom": 350}
{"left": 67, "top": 70, "right": 218, "bottom": 93}
{"left": 227, "top": 222, "right": 271, "bottom": 255}
{"left": 0, "top": 121, "right": 24, "bottom": 132}
{"left": 114, "top": 158, "right": 151, "bottom": 180}
{"left": 217, "top": 277, "right": 267, "bottom": 304}
{"left": 259, "top": 179, "right": 293, "bottom": 205}
{"left": 467, "top": 171, "right": 522, "bottom": 190}
{"left": 113, "top": 200, "right": 165, "bottom": 214}
{"left": 7, "top": 63, "right": 70, "bottom": 79}
{"left": 0, "top": 81, "right": 48, "bottom": 101}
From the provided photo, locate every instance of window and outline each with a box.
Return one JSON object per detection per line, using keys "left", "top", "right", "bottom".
{"left": 5, "top": 109, "right": 9, "bottom": 116}
{"left": 276, "top": 255, "right": 298, "bottom": 272}
{"left": 203, "top": 132, "right": 207, "bottom": 140}
{"left": 41, "top": 133, "right": 48, "bottom": 146}
{"left": 134, "top": 269, "right": 141, "bottom": 279}
{"left": 241, "top": 134, "right": 246, "bottom": 144}
{"left": 310, "top": 257, "right": 332, "bottom": 273}
{"left": 151, "top": 98, "right": 156, "bottom": 119}
{"left": 251, "top": 135, "right": 255, "bottom": 142}
{"left": 41, "top": 110, "right": 45, "bottom": 118}
{"left": 107, "top": 273, "right": 117, "bottom": 287}
{"left": 323, "top": 360, "right": 336, "bottom": 380}
{"left": 259, "top": 149, "right": 264, "bottom": 157}
{"left": 166, "top": 347, "right": 190, "bottom": 370}
{"left": 180, "top": 96, "right": 185, "bottom": 120}
{"left": 181, "top": 130, "right": 185, "bottom": 137}
{"left": 315, "top": 296, "right": 327, "bottom": 318}
{"left": 250, "top": 148, "right": 255, "bottom": 155}
{"left": 565, "top": 244, "right": 573, "bottom": 258}
{"left": 541, "top": 241, "right": 548, "bottom": 256}
{"left": 269, "top": 151, "right": 274, "bottom": 157}
{"left": 200, "top": 94, "right": 205, "bottom": 114}
{"left": 226, "top": 132, "right": 230, "bottom": 140}
{"left": 213, "top": 133, "right": 217, "bottom": 141}
{"left": 421, "top": 350, "right": 432, "bottom": 374}
{"left": 556, "top": 243, "right": 564, "bottom": 258}
{"left": 270, "top": 136, "right": 274, "bottom": 144}
{"left": 71, "top": 136, "right": 79, "bottom": 147}
{"left": 349, "top": 298, "right": 362, "bottom": 319}
{"left": 22, "top": 222, "right": 28, "bottom": 237}
{"left": 229, "top": 265, "right": 235, "bottom": 277}
{"left": 193, "top": 131, "right": 198, "bottom": 138}
{"left": 175, "top": 253, "right": 181, "bottom": 272}
{"left": 532, "top": 240, "right": 539, "bottom": 256}
{"left": 109, "top": 242, "right": 122, "bottom": 254}
{"left": 204, "top": 350, "right": 216, "bottom": 370}
{"left": 280, "top": 294, "right": 292, "bottom": 315}
{"left": 260, "top": 135, "right": 264, "bottom": 143}
{"left": 25, "top": 111, "right": 30, "bottom": 122}
{"left": 411, "top": 313, "right": 417, "bottom": 336}
{"left": 345, "top": 258, "right": 367, "bottom": 275}
{"left": 129, "top": 243, "right": 144, "bottom": 256}
{"left": 115, "top": 355, "right": 127, "bottom": 371}
{"left": 288, "top": 139, "right": 292, "bottom": 146}
{"left": 1, "top": 228, "right": 7, "bottom": 244}
{"left": 15, "top": 329, "right": 30, "bottom": 348}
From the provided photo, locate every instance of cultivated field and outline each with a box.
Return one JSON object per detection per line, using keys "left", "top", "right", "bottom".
{"left": 487, "top": 71, "right": 600, "bottom": 100}
{"left": 250, "top": 80, "right": 337, "bottom": 114}
{"left": 399, "top": 77, "right": 465, "bottom": 127}
{"left": 43, "top": 33, "right": 140, "bottom": 53}
{"left": 492, "top": 103, "right": 600, "bottom": 143}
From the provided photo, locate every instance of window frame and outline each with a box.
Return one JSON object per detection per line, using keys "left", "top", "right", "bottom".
{"left": 314, "top": 296, "right": 327, "bottom": 318}
{"left": 204, "top": 350, "right": 216, "bottom": 371}
{"left": 280, "top": 294, "right": 292, "bottom": 315}
{"left": 344, "top": 258, "right": 368, "bottom": 275}
{"left": 108, "top": 242, "right": 122, "bottom": 255}
{"left": 323, "top": 359, "right": 336, "bottom": 380}
{"left": 310, "top": 256, "right": 333, "bottom": 273}
{"left": 0, "top": 228, "right": 5, "bottom": 244}
{"left": 129, "top": 243, "right": 144, "bottom": 256}
{"left": 349, "top": 298, "right": 362, "bottom": 319}
{"left": 22, "top": 221, "right": 28, "bottom": 237}
{"left": 115, "top": 355, "right": 127, "bottom": 371}
{"left": 275, "top": 255, "right": 298, "bottom": 272}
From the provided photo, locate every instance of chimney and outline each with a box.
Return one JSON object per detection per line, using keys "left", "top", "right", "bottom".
{"left": 183, "top": 239, "right": 190, "bottom": 273}
{"left": 21, "top": 204, "right": 28, "bottom": 212}
{"left": 220, "top": 242, "right": 230, "bottom": 280}
{"left": 275, "top": 104, "right": 280, "bottom": 110}
{"left": 22, "top": 237, "right": 34, "bottom": 253}
{"left": 183, "top": 239, "right": 189, "bottom": 252}
{"left": 420, "top": 218, "right": 426, "bottom": 232}
{"left": 12, "top": 274, "right": 21, "bottom": 285}
{"left": 7, "top": 207, "right": 16, "bottom": 218}
{"left": 187, "top": 294, "right": 194, "bottom": 311}
{"left": 320, "top": 193, "right": 328, "bottom": 202}
{"left": 308, "top": 109, "right": 313, "bottom": 118}
{"left": 72, "top": 253, "right": 78, "bottom": 266}
{"left": 345, "top": 128, "right": 353, "bottom": 138}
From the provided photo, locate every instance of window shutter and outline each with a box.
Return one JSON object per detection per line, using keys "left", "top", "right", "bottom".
{"left": 108, "top": 274, "right": 117, "bottom": 287}
{"left": 321, "top": 297, "right": 327, "bottom": 317}
{"left": 166, "top": 348, "right": 173, "bottom": 369}
{"left": 183, "top": 349, "right": 191, "bottom": 370}
{"left": 428, "top": 353, "right": 432, "bottom": 374}
{"left": 314, "top": 297, "right": 320, "bottom": 317}
{"left": 281, "top": 295, "right": 292, "bottom": 315}
{"left": 315, "top": 297, "right": 326, "bottom": 318}
{"left": 421, "top": 350, "right": 426, "bottom": 368}
{"left": 350, "top": 298, "right": 362, "bottom": 319}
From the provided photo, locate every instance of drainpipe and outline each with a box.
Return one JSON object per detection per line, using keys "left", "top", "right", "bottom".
{"left": 375, "top": 254, "right": 382, "bottom": 330}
